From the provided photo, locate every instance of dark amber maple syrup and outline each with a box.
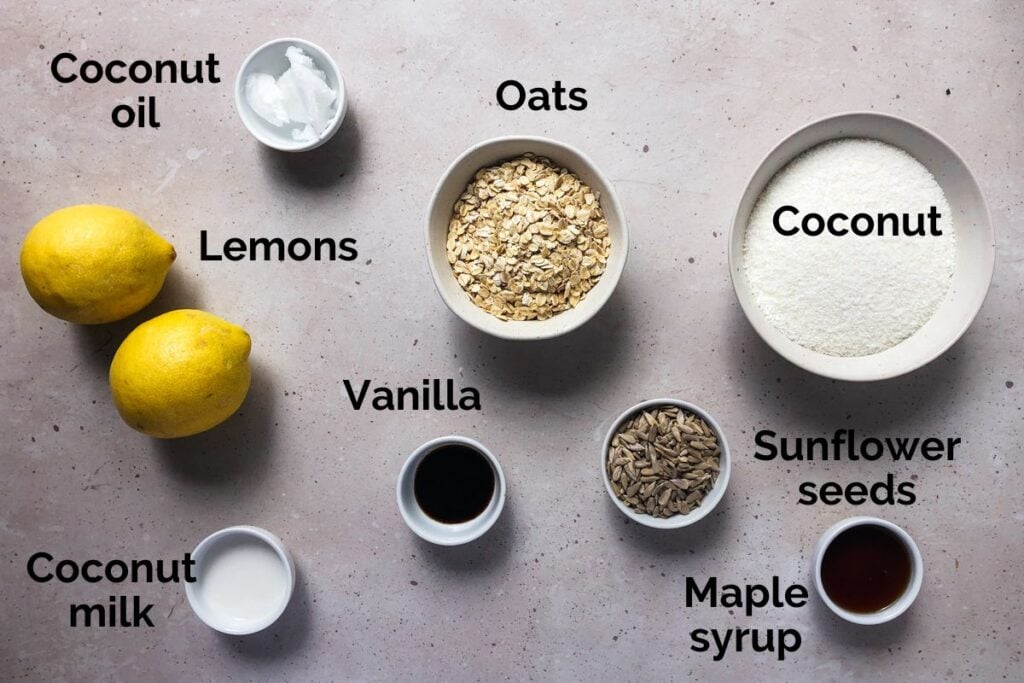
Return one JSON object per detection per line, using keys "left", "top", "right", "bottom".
{"left": 821, "top": 524, "right": 912, "bottom": 613}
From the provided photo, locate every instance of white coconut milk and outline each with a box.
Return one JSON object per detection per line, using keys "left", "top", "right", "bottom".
{"left": 195, "top": 535, "right": 289, "bottom": 627}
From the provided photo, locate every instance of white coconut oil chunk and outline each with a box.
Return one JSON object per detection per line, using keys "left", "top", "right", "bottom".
{"left": 743, "top": 139, "right": 956, "bottom": 357}
{"left": 244, "top": 46, "right": 337, "bottom": 142}
{"left": 194, "top": 535, "right": 289, "bottom": 629}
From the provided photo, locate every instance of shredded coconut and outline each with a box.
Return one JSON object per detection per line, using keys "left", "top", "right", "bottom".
{"left": 743, "top": 139, "right": 956, "bottom": 357}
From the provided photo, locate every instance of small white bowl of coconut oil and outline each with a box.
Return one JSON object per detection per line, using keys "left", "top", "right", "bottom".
{"left": 185, "top": 525, "right": 295, "bottom": 635}
{"left": 235, "top": 38, "right": 346, "bottom": 152}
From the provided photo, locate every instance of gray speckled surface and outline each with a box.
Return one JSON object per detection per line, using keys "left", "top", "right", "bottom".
{"left": 1, "top": 2, "right": 1022, "bottom": 681}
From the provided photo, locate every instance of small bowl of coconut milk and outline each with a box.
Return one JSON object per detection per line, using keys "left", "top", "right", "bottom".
{"left": 185, "top": 525, "right": 295, "bottom": 635}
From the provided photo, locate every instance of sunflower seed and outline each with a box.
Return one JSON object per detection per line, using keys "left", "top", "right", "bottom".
{"left": 605, "top": 404, "right": 722, "bottom": 518}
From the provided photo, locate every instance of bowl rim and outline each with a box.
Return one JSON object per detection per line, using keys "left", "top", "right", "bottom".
{"left": 184, "top": 525, "right": 296, "bottom": 635}
{"left": 813, "top": 516, "right": 924, "bottom": 625}
{"left": 233, "top": 37, "right": 347, "bottom": 152}
{"left": 396, "top": 434, "right": 508, "bottom": 546}
{"left": 425, "top": 134, "right": 629, "bottom": 341}
{"left": 727, "top": 110, "right": 996, "bottom": 382}
{"left": 601, "top": 398, "right": 731, "bottom": 529}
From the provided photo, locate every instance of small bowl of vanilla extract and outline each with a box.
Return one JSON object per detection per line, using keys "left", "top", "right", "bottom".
{"left": 396, "top": 435, "right": 507, "bottom": 546}
{"left": 813, "top": 516, "right": 924, "bottom": 625}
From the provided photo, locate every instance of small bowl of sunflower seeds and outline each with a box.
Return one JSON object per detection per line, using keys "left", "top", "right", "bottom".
{"left": 426, "top": 136, "right": 628, "bottom": 341}
{"left": 602, "top": 399, "right": 731, "bottom": 529}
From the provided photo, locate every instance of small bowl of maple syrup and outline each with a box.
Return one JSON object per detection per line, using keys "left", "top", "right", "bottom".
{"left": 813, "top": 516, "right": 924, "bottom": 625}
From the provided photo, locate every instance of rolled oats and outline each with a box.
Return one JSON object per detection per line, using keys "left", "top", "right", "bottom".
{"left": 446, "top": 154, "right": 611, "bottom": 321}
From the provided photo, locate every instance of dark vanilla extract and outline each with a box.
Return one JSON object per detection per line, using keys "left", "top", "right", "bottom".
{"left": 414, "top": 444, "right": 495, "bottom": 524}
{"left": 821, "top": 524, "right": 912, "bottom": 613}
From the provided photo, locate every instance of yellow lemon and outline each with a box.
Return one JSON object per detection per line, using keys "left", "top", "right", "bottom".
{"left": 110, "top": 310, "right": 252, "bottom": 438}
{"left": 20, "top": 204, "right": 175, "bottom": 324}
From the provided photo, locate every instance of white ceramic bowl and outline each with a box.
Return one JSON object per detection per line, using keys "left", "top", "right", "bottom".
{"left": 601, "top": 398, "right": 731, "bottom": 529}
{"left": 234, "top": 38, "right": 347, "bottom": 152}
{"left": 426, "top": 136, "right": 629, "bottom": 341}
{"left": 813, "top": 516, "right": 924, "bottom": 625}
{"left": 185, "top": 525, "right": 296, "bottom": 635}
{"left": 397, "top": 435, "right": 507, "bottom": 546}
{"left": 729, "top": 112, "right": 995, "bottom": 381}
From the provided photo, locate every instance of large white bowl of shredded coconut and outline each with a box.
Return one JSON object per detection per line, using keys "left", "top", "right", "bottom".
{"left": 730, "top": 112, "right": 994, "bottom": 381}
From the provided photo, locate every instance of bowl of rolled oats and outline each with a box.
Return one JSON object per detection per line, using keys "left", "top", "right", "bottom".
{"left": 602, "top": 398, "right": 731, "bottom": 529}
{"left": 426, "top": 136, "right": 628, "bottom": 340}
